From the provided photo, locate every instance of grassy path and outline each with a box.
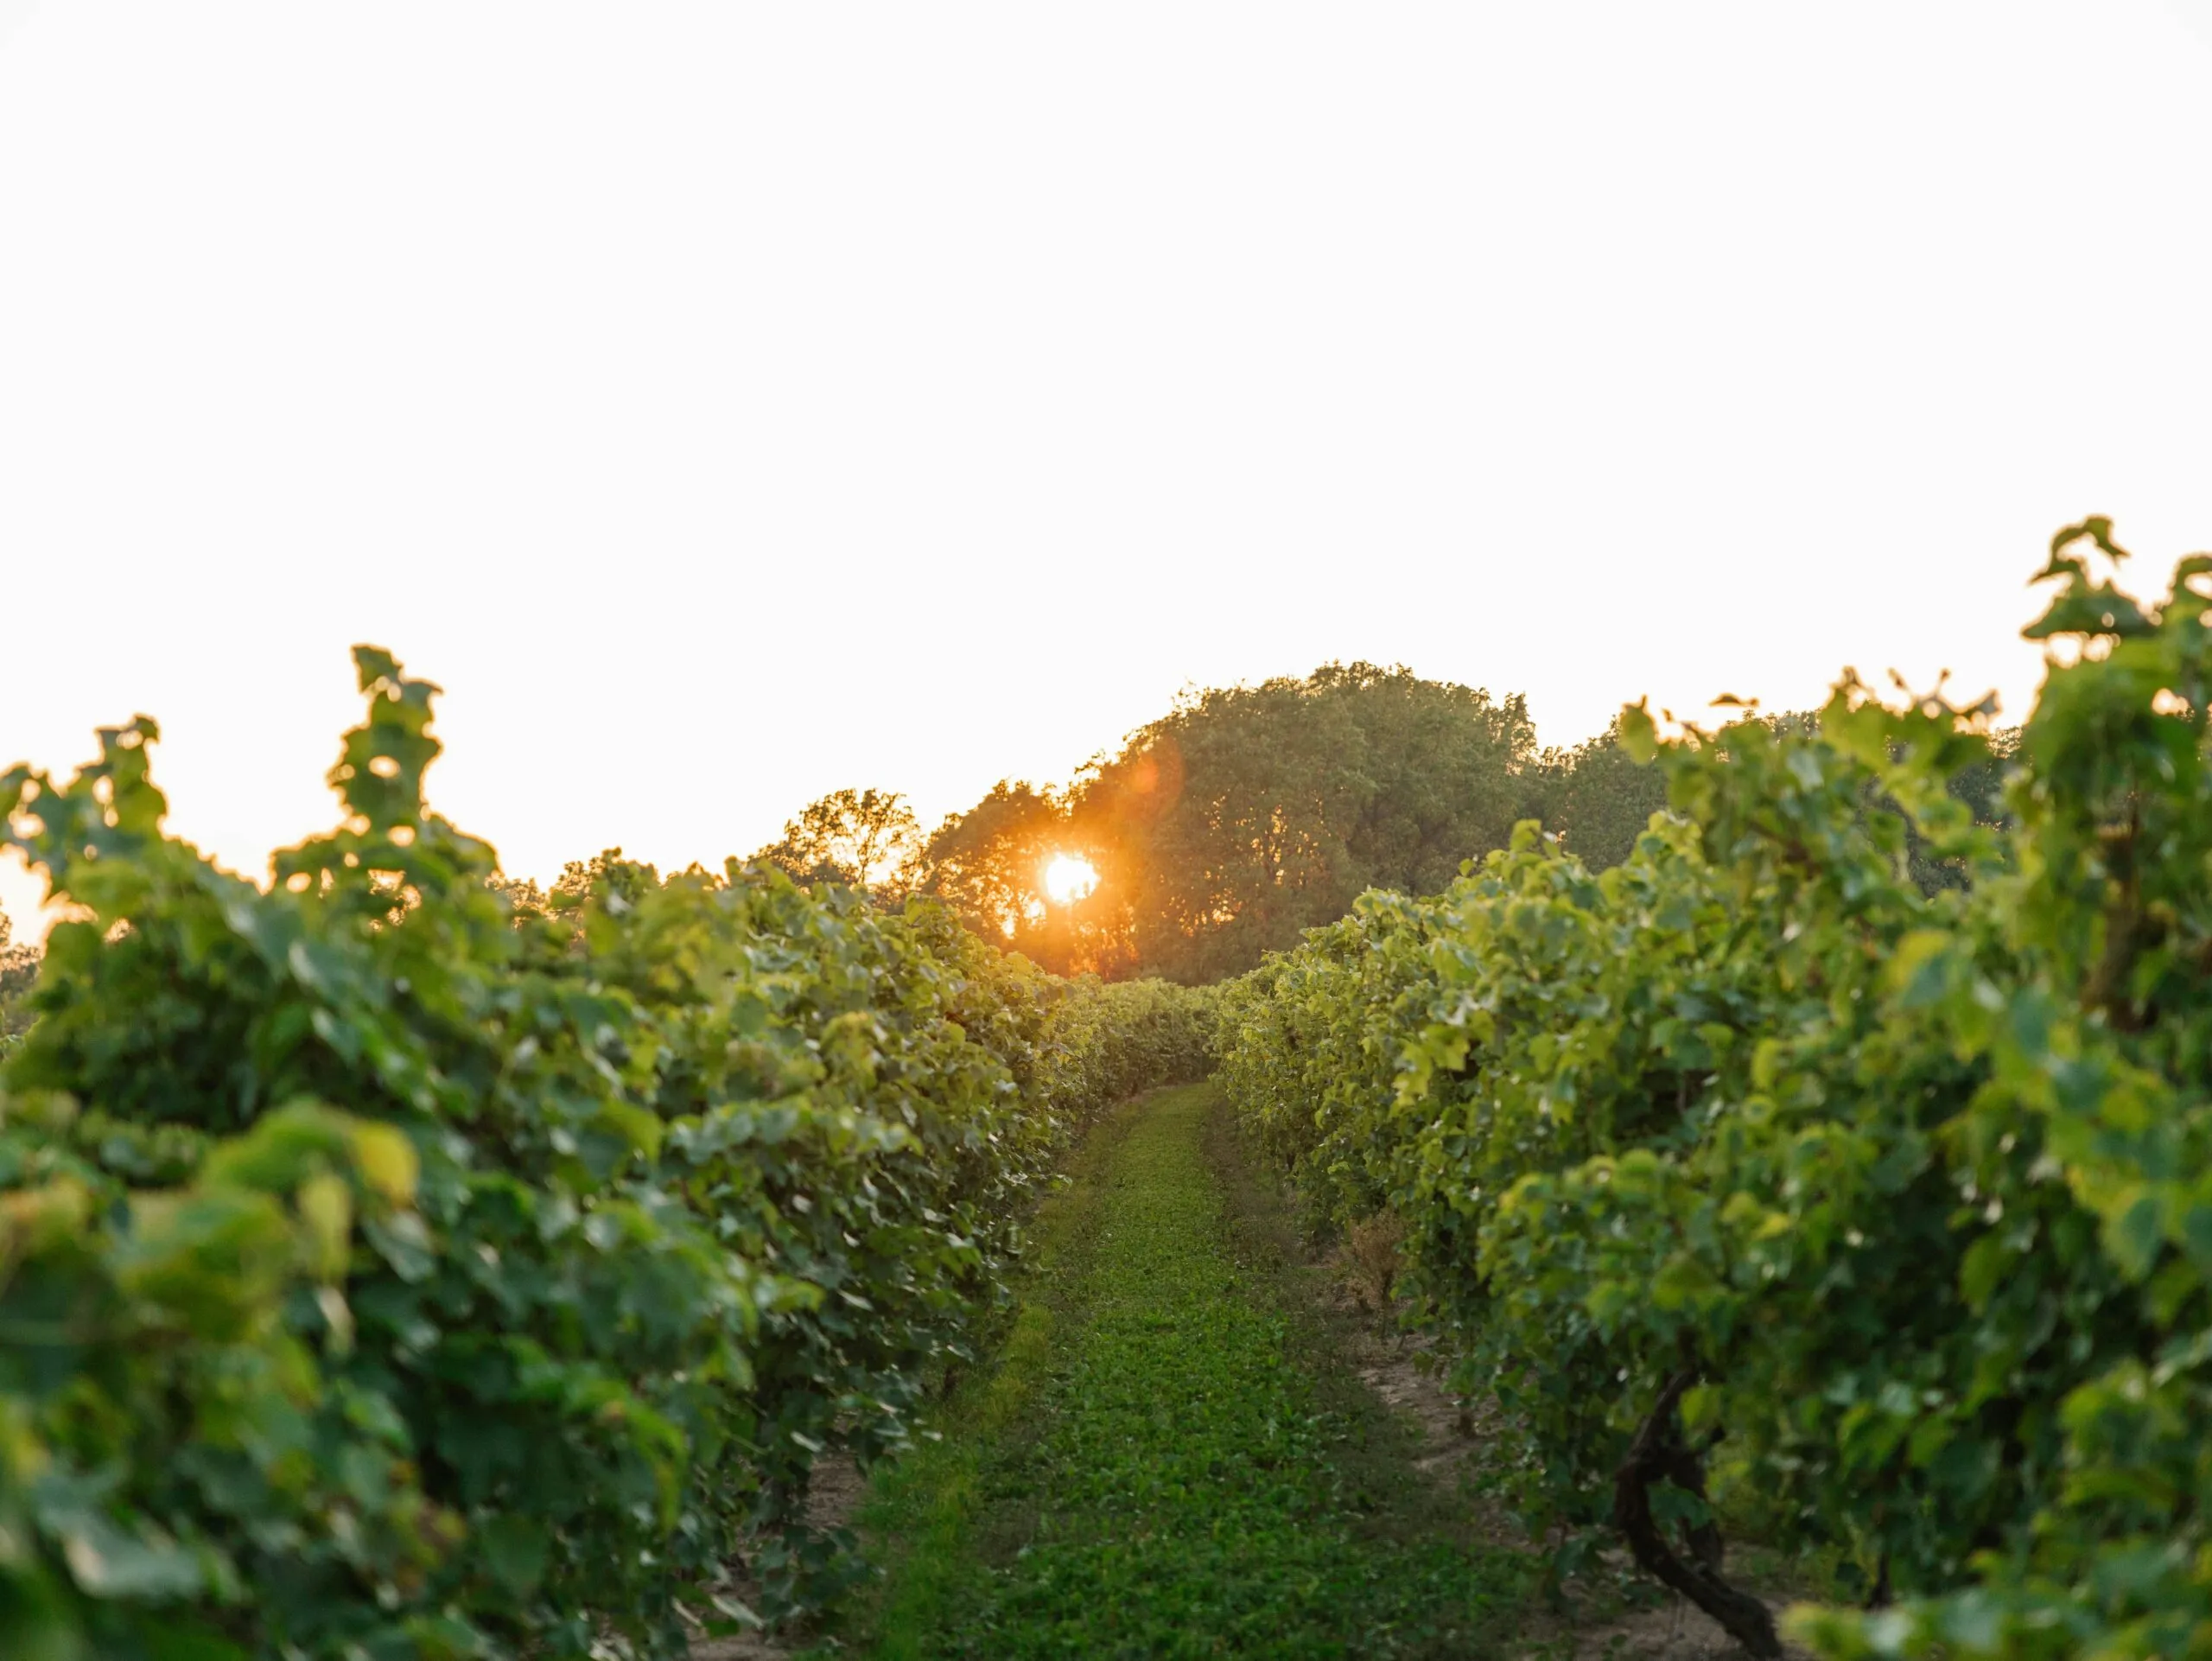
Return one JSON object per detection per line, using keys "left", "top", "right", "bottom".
{"left": 840, "top": 1083, "right": 1524, "bottom": 1658}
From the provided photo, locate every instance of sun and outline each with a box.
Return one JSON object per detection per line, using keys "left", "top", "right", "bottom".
{"left": 1042, "top": 853, "right": 1099, "bottom": 906}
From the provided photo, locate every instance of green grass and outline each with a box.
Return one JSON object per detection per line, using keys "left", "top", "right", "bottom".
{"left": 833, "top": 1083, "right": 1529, "bottom": 1658}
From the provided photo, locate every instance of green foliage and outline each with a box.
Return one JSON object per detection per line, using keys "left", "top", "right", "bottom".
{"left": 1075, "top": 662, "right": 1538, "bottom": 983}
{"left": 0, "top": 907, "right": 37, "bottom": 1049}
{"left": 1217, "top": 522, "right": 2212, "bottom": 1656}
{"left": 913, "top": 782, "right": 1126, "bottom": 977}
{"left": 861, "top": 1085, "right": 1524, "bottom": 1658}
{"left": 0, "top": 656, "right": 1211, "bottom": 1658}
{"left": 754, "top": 787, "right": 924, "bottom": 897}
{"left": 1519, "top": 716, "right": 1673, "bottom": 871}
{"left": 0, "top": 1096, "right": 439, "bottom": 1661}
{"left": 892, "top": 665, "right": 1751, "bottom": 985}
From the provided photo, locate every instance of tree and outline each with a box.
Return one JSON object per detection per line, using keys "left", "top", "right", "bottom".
{"left": 1071, "top": 663, "right": 1537, "bottom": 983}
{"left": 1518, "top": 716, "right": 1672, "bottom": 871}
{"left": 918, "top": 780, "right": 1057, "bottom": 940}
{"left": 918, "top": 781, "right": 1131, "bottom": 976}
{"left": 755, "top": 788, "right": 922, "bottom": 897}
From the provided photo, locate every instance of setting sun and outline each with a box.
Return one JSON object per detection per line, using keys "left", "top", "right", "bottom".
{"left": 1042, "top": 853, "right": 1099, "bottom": 906}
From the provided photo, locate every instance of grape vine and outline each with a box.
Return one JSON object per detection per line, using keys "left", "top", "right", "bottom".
{"left": 0, "top": 651, "right": 1211, "bottom": 1661}
{"left": 1218, "top": 519, "right": 2212, "bottom": 1658}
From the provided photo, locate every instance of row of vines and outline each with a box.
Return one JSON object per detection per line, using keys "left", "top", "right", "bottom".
{"left": 1217, "top": 520, "right": 2212, "bottom": 1659}
{"left": 0, "top": 650, "right": 1212, "bottom": 1661}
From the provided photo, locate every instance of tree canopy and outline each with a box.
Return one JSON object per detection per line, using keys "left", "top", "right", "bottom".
{"left": 1518, "top": 716, "right": 1672, "bottom": 872}
{"left": 1066, "top": 663, "right": 1538, "bottom": 983}
{"left": 753, "top": 670, "right": 1878, "bottom": 986}
{"left": 914, "top": 782, "right": 1127, "bottom": 977}
{"left": 754, "top": 787, "right": 923, "bottom": 896}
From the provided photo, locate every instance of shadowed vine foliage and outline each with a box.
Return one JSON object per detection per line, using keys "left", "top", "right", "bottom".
{"left": 1218, "top": 521, "right": 2212, "bottom": 1658}
{"left": 0, "top": 652, "right": 1213, "bottom": 1661}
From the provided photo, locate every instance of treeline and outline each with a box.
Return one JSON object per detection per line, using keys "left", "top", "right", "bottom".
{"left": 0, "top": 697, "right": 1805, "bottom": 1032}
{"left": 0, "top": 653, "right": 1211, "bottom": 1660}
{"left": 756, "top": 667, "right": 2015, "bottom": 989}
{"left": 753, "top": 665, "right": 1676, "bottom": 985}
{"left": 1216, "top": 520, "right": 2211, "bottom": 1658}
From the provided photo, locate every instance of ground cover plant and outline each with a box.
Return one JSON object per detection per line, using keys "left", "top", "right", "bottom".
{"left": 1217, "top": 519, "right": 2212, "bottom": 1658}
{"left": 0, "top": 652, "right": 1211, "bottom": 1661}
{"left": 846, "top": 1083, "right": 1527, "bottom": 1659}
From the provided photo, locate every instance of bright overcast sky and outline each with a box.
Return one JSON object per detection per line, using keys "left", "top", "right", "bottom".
{"left": 4, "top": 3, "right": 2212, "bottom": 934}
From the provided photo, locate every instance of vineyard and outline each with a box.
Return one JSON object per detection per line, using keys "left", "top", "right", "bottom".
{"left": 0, "top": 650, "right": 1211, "bottom": 1659}
{"left": 4, "top": 519, "right": 2211, "bottom": 1659}
{"left": 1217, "top": 521, "right": 2212, "bottom": 1658}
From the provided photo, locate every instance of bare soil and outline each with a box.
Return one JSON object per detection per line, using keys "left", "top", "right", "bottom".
{"left": 1306, "top": 1181, "right": 1804, "bottom": 1659}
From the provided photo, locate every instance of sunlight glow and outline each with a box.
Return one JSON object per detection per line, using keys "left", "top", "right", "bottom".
{"left": 1042, "top": 853, "right": 1099, "bottom": 907}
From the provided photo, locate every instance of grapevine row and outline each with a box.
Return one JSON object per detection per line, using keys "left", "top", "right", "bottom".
{"left": 1217, "top": 520, "right": 2212, "bottom": 1659}
{"left": 0, "top": 651, "right": 1211, "bottom": 1661}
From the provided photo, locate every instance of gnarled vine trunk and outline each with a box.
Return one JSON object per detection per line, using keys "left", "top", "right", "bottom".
{"left": 1612, "top": 1369, "right": 1780, "bottom": 1660}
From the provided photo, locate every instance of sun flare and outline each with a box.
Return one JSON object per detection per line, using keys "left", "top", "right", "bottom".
{"left": 1042, "top": 853, "right": 1099, "bottom": 906}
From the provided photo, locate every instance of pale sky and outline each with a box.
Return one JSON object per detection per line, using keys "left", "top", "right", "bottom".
{"left": 4, "top": 3, "right": 2211, "bottom": 937}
